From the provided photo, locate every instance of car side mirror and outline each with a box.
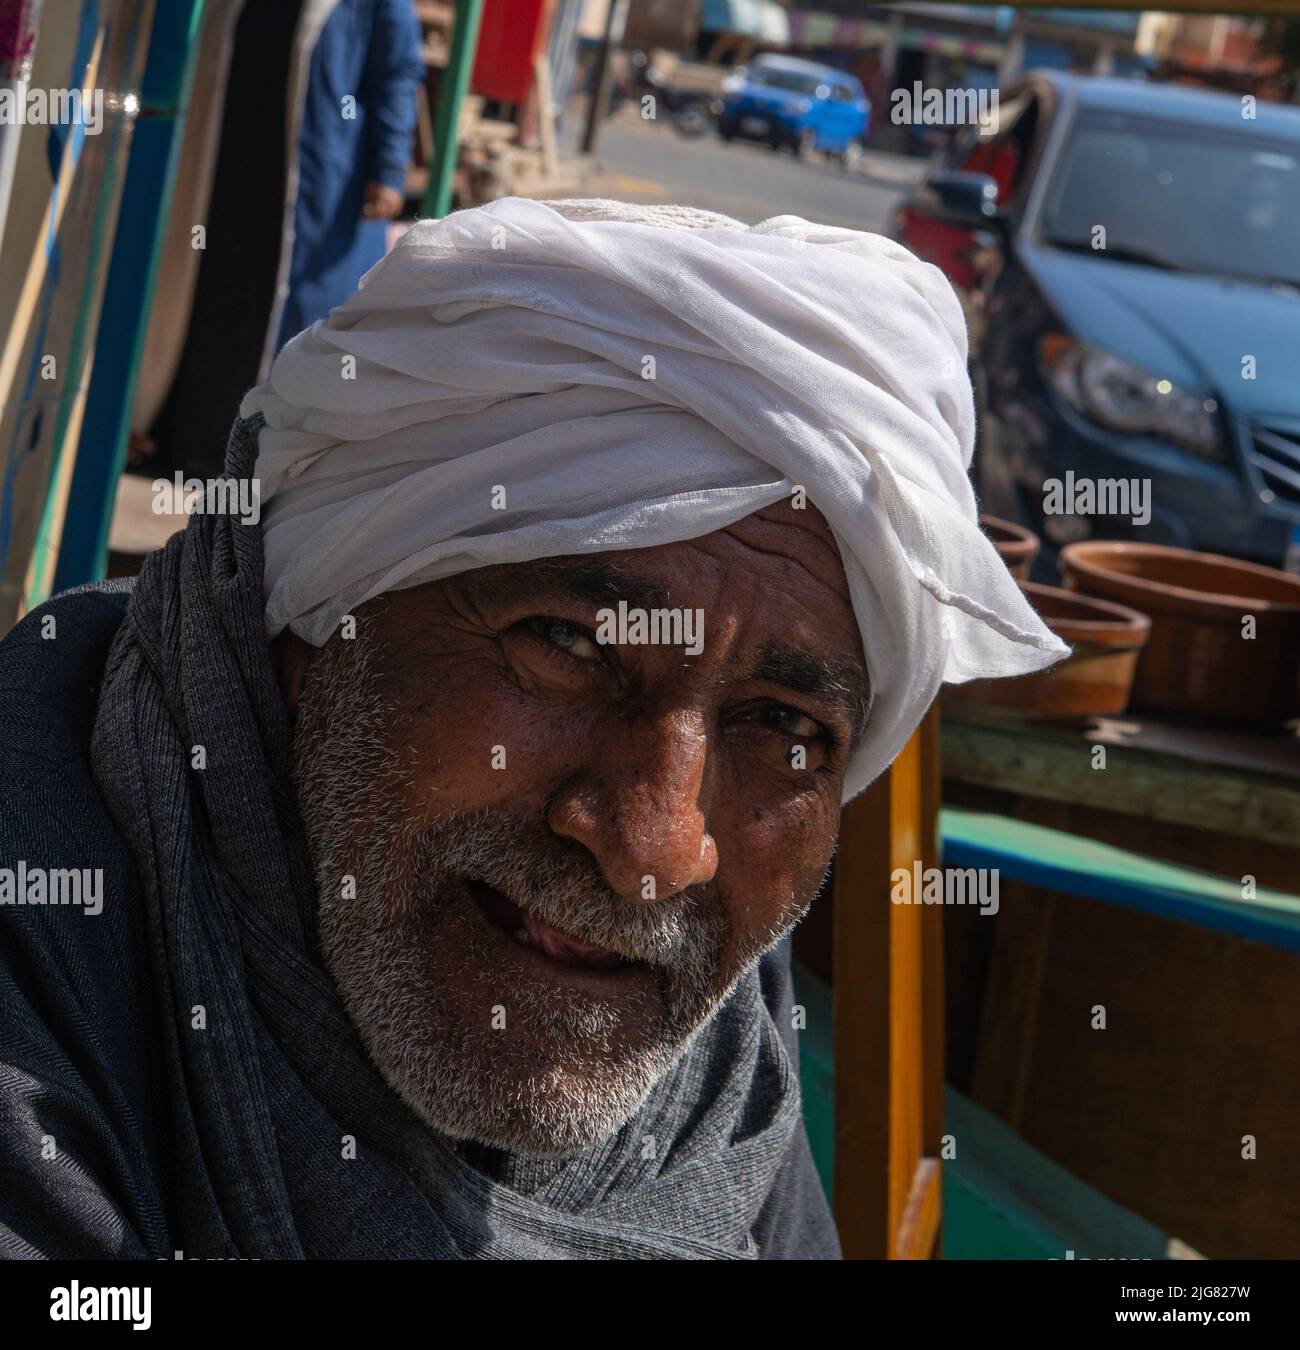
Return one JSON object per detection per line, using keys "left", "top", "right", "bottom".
{"left": 918, "top": 171, "right": 1005, "bottom": 230}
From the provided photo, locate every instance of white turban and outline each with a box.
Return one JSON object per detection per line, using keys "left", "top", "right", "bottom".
{"left": 241, "top": 196, "right": 1067, "bottom": 801}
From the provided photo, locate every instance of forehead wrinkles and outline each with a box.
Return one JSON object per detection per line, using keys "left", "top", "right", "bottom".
{"left": 684, "top": 511, "right": 862, "bottom": 667}
{"left": 716, "top": 502, "right": 850, "bottom": 596}
{"left": 595, "top": 501, "right": 851, "bottom": 615}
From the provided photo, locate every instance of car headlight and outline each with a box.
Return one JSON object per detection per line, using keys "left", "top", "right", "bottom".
{"left": 794, "top": 98, "right": 812, "bottom": 115}
{"left": 1037, "top": 334, "right": 1224, "bottom": 461}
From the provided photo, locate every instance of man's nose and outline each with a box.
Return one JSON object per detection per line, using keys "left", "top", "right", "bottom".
{"left": 546, "top": 710, "right": 718, "bottom": 904}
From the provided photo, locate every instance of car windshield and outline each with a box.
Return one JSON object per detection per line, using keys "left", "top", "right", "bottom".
{"left": 748, "top": 66, "right": 826, "bottom": 96}
{"left": 1041, "top": 110, "right": 1300, "bottom": 288}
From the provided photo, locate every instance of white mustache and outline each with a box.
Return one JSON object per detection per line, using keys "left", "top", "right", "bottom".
{"left": 420, "top": 811, "right": 710, "bottom": 968}
{"left": 472, "top": 877, "right": 692, "bottom": 966}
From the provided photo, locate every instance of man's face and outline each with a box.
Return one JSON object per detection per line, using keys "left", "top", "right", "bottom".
{"left": 278, "top": 500, "right": 867, "bottom": 1156}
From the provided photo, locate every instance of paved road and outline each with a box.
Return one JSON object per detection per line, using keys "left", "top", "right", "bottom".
{"left": 575, "top": 114, "right": 924, "bottom": 234}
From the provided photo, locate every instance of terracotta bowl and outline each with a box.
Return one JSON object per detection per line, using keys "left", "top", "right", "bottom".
{"left": 980, "top": 513, "right": 1040, "bottom": 581}
{"left": 945, "top": 581, "right": 1151, "bottom": 720}
{"left": 1059, "top": 541, "right": 1300, "bottom": 724}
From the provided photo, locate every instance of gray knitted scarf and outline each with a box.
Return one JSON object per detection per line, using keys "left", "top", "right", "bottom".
{"left": 88, "top": 414, "right": 803, "bottom": 1259}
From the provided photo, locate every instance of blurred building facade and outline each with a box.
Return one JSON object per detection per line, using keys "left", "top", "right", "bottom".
{"left": 597, "top": 0, "right": 1294, "bottom": 102}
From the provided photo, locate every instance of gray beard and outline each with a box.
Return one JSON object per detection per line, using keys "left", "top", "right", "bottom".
{"left": 291, "top": 627, "right": 793, "bottom": 1158}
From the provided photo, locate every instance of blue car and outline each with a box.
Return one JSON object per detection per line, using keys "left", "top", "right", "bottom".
{"left": 897, "top": 72, "right": 1300, "bottom": 572}
{"left": 719, "top": 54, "right": 870, "bottom": 167}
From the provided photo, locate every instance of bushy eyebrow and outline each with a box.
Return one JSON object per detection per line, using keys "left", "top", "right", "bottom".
{"left": 469, "top": 556, "right": 669, "bottom": 615}
{"left": 748, "top": 641, "right": 871, "bottom": 747}
{"left": 472, "top": 558, "right": 871, "bottom": 744}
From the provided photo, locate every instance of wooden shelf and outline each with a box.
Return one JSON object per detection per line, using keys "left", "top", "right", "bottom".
{"left": 942, "top": 707, "right": 1300, "bottom": 852}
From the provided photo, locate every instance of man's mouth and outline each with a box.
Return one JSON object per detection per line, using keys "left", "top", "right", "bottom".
{"left": 466, "top": 879, "right": 645, "bottom": 978}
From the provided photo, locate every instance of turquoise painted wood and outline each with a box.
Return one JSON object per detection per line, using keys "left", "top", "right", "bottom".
{"left": 941, "top": 1089, "right": 1182, "bottom": 1260}
{"left": 942, "top": 808, "right": 1300, "bottom": 952}
{"left": 52, "top": 0, "right": 208, "bottom": 592}
{"left": 791, "top": 959, "right": 834, "bottom": 1200}
{"left": 792, "top": 960, "right": 1188, "bottom": 1258}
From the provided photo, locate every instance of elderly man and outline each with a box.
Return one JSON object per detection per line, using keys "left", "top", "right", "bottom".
{"left": 0, "top": 199, "right": 1064, "bottom": 1259}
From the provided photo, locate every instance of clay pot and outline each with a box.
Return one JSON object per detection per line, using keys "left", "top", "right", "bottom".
{"left": 945, "top": 582, "right": 1151, "bottom": 720}
{"left": 980, "top": 514, "right": 1040, "bottom": 581}
{"left": 1060, "top": 542, "right": 1300, "bottom": 724}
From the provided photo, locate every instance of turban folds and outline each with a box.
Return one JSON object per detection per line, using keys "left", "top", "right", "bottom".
{"left": 241, "top": 196, "right": 1067, "bottom": 801}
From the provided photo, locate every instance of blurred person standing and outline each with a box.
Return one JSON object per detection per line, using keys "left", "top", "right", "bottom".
{"left": 147, "top": 0, "right": 424, "bottom": 481}
{"left": 273, "top": 0, "right": 424, "bottom": 353}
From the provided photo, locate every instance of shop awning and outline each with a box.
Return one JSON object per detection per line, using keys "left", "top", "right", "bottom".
{"left": 700, "top": 0, "right": 791, "bottom": 45}
{"left": 787, "top": 9, "right": 888, "bottom": 52}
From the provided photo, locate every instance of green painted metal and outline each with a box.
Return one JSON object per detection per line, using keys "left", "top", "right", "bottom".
{"left": 421, "top": 0, "right": 485, "bottom": 220}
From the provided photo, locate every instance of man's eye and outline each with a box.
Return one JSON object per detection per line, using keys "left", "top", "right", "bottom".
{"left": 526, "top": 617, "right": 602, "bottom": 663}
{"left": 762, "top": 704, "right": 830, "bottom": 744}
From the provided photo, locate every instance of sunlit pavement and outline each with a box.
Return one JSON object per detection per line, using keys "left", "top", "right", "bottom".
{"left": 569, "top": 112, "right": 927, "bottom": 234}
